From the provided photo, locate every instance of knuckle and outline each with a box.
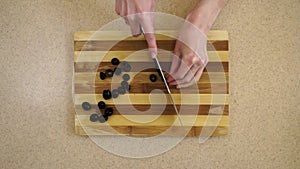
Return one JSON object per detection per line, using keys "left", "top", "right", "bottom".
{"left": 126, "top": 15, "right": 135, "bottom": 21}
{"left": 120, "top": 12, "right": 126, "bottom": 17}
{"left": 182, "top": 54, "right": 196, "bottom": 65}
{"left": 146, "top": 34, "right": 155, "bottom": 41}
{"left": 115, "top": 8, "right": 120, "bottom": 15}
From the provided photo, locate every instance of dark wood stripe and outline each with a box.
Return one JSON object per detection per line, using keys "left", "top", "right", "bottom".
{"left": 74, "top": 62, "right": 228, "bottom": 72}
{"left": 75, "top": 105, "right": 229, "bottom": 115}
{"left": 74, "top": 83, "right": 228, "bottom": 94}
{"left": 74, "top": 40, "right": 228, "bottom": 51}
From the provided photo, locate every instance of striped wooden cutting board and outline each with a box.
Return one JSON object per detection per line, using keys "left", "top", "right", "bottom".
{"left": 74, "top": 31, "right": 229, "bottom": 136}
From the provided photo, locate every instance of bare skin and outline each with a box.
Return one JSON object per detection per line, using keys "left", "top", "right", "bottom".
{"left": 115, "top": 0, "right": 225, "bottom": 88}
{"left": 115, "top": 0, "right": 157, "bottom": 57}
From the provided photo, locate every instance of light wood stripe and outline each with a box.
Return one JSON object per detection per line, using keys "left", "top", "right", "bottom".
{"left": 74, "top": 40, "right": 228, "bottom": 51}
{"left": 74, "top": 94, "right": 229, "bottom": 105}
{"left": 74, "top": 72, "right": 228, "bottom": 84}
{"left": 74, "top": 51, "right": 229, "bottom": 63}
{"left": 75, "top": 125, "right": 228, "bottom": 136}
{"left": 75, "top": 105, "right": 229, "bottom": 115}
{"left": 74, "top": 30, "right": 228, "bottom": 41}
{"left": 75, "top": 115, "right": 228, "bottom": 127}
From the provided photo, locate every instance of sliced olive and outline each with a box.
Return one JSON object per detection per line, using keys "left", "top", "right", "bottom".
{"left": 90, "top": 114, "right": 99, "bottom": 122}
{"left": 149, "top": 74, "right": 157, "bottom": 82}
{"left": 97, "top": 101, "right": 106, "bottom": 109}
{"left": 105, "top": 69, "right": 114, "bottom": 77}
{"left": 121, "top": 81, "right": 130, "bottom": 91}
{"left": 104, "top": 107, "right": 114, "bottom": 116}
{"left": 111, "top": 58, "right": 120, "bottom": 65}
{"left": 123, "top": 64, "right": 131, "bottom": 72}
{"left": 112, "top": 89, "right": 119, "bottom": 98}
{"left": 100, "top": 72, "right": 106, "bottom": 80}
{"left": 114, "top": 67, "right": 122, "bottom": 75}
{"left": 82, "top": 102, "right": 91, "bottom": 111}
{"left": 120, "top": 61, "right": 131, "bottom": 72}
{"left": 122, "top": 74, "right": 130, "bottom": 81}
{"left": 118, "top": 86, "right": 126, "bottom": 94}
{"left": 102, "top": 90, "right": 111, "bottom": 100}
{"left": 99, "top": 115, "right": 108, "bottom": 123}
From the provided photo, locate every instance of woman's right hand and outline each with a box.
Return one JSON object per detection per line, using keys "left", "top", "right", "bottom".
{"left": 115, "top": 0, "right": 157, "bottom": 57}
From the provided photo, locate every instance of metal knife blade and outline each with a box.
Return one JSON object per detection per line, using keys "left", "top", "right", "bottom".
{"left": 152, "top": 57, "right": 183, "bottom": 126}
{"left": 140, "top": 26, "right": 183, "bottom": 126}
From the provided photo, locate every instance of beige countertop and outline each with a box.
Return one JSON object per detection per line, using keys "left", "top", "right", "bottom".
{"left": 0, "top": 0, "right": 299, "bottom": 168}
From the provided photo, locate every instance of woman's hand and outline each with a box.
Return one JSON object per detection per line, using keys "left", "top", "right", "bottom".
{"left": 115, "top": 0, "right": 157, "bottom": 56}
{"left": 167, "top": 0, "right": 225, "bottom": 88}
{"left": 167, "top": 21, "right": 208, "bottom": 88}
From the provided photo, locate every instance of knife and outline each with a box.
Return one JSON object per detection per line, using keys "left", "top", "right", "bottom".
{"left": 139, "top": 26, "right": 183, "bottom": 126}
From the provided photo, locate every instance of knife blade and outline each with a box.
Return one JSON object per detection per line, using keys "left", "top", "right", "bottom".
{"left": 139, "top": 26, "right": 183, "bottom": 126}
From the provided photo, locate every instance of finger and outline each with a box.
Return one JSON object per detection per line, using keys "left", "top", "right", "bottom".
{"left": 167, "top": 55, "right": 181, "bottom": 84}
{"left": 127, "top": 15, "right": 141, "bottom": 36}
{"left": 169, "top": 63, "right": 201, "bottom": 86}
{"left": 167, "top": 55, "right": 180, "bottom": 84}
{"left": 144, "top": 33, "right": 157, "bottom": 57}
{"left": 115, "top": 0, "right": 121, "bottom": 15}
{"left": 170, "top": 52, "right": 196, "bottom": 82}
{"left": 139, "top": 13, "right": 157, "bottom": 58}
{"left": 177, "top": 66, "right": 205, "bottom": 88}
{"left": 151, "top": 0, "right": 156, "bottom": 11}
{"left": 167, "top": 40, "right": 182, "bottom": 83}
{"left": 169, "top": 40, "right": 181, "bottom": 74}
{"left": 119, "top": 0, "right": 127, "bottom": 17}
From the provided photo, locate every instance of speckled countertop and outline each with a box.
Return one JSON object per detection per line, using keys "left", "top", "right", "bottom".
{"left": 0, "top": 0, "right": 299, "bottom": 168}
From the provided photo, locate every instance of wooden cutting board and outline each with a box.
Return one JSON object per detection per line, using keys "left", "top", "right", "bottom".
{"left": 74, "top": 30, "right": 229, "bottom": 137}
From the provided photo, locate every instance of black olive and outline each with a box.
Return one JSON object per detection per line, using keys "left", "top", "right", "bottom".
{"left": 90, "top": 114, "right": 99, "bottom": 122}
{"left": 118, "top": 86, "right": 126, "bottom": 94}
{"left": 111, "top": 58, "right": 120, "bottom": 65}
{"left": 104, "top": 107, "right": 114, "bottom": 116}
{"left": 122, "top": 74, "right": 130, "bottom": 81}
{"left": 105, "top": 69, "right": 114, "bottom": 77}
{"left": 120, "top": 61, "right": 131, "bottom": 72}
{"left": 123, "top": 64, "right": 131, "bottom": 72}
{"left": 100, "top": 72, "right": 106, "bottom": 80}
{"left": 114, "top": 67, "right": 122, "bottom": 75}
{"left": 82, "top": 102, "right": 91, "bottom": 111}
{"left": 149, "top": 74, "right": 157, "bottom": 82}
{"left": 97, "top": 101, "right": 106, "bottom": 109}
{"left": 102, "top": 90, "right": 111, "bottom": 100}
{"left": 120, "top": 61, "right": 128, "bottom": 67}
{"left": 121, "top": 81, "right": 130, "bottom": 91}
{"left": 102, "top": 90, "right": 107, "bottom": 99}
{"left": 99, "top": 115, "right": 108, "bottom": 123}
{"left": 112, "top": 89, "right": 119, "bottom": 98}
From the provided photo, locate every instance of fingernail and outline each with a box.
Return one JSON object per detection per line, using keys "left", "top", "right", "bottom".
{"left": 169, "top": 82, "right": 176, "bottom": 85}
{"left": 133, "top": 34, "right": 140, "bottom": 37}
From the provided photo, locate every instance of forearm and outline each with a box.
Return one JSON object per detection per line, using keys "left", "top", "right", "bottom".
{"left": 186, "top": 0, "right": 225, "bottom": 33}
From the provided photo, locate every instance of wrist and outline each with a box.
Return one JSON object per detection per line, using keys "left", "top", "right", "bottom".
{"left": 186, "top": 0, "right": 225, "bottom": 34}
{"left": 186, "top": 12, "right": 213, "bottom": 34}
